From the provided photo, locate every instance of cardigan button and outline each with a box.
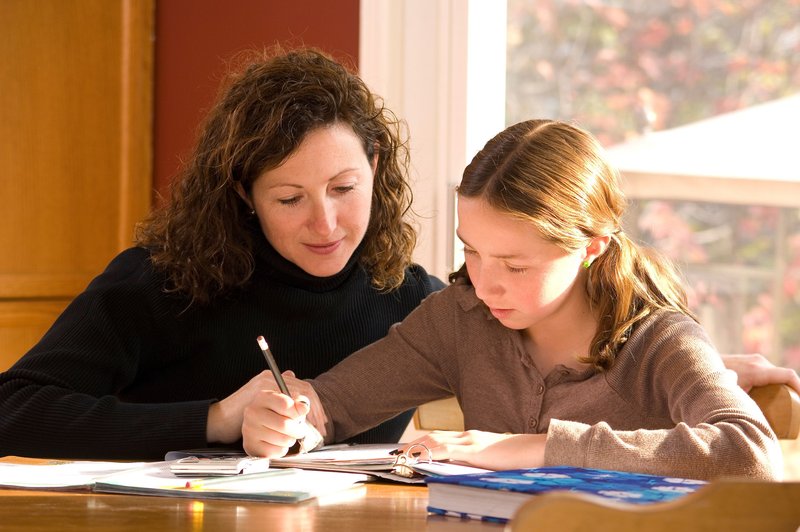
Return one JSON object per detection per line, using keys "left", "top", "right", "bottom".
{"left": 536, "top": 384, "right": 545, "bottom": 395}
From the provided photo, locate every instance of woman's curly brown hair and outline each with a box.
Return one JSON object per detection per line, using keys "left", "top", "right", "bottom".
{"left": 136, "top": 46, "right": 417, "bottom": 305}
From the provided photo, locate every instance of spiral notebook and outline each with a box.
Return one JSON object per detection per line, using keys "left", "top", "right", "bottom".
{"left": 269, "top": 443, "right": 489, "bottom": 484}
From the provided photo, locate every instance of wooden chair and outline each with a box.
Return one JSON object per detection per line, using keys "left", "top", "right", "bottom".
{"left": 749, "top": 383, "right": 800, "bottom": 439}
{"left": 508, "top": 479, "right": 800, "bottom": 531}
{"left": 414, "top": 383, "right": 800, "bottom": 439}
{"left": 416, "top": 386, "right": 800, "bottom": 530}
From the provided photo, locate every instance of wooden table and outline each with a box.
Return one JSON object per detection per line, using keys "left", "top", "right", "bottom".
{"left": 2, "top": 441, "right": 798, "bottom": 532}
{"left": 0, "top": 482, "right": 502, "bottom": 532}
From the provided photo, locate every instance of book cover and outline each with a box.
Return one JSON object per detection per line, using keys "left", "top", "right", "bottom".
{"left": 425, "top": 466, "right": 707, "bottom": 522}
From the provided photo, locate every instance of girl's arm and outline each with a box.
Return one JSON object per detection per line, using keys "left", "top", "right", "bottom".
{"left": 543, "top": 314, "right": 782, "bottom": 480}
{"left": 309, "top": 287, "right": 463, "bottom": 444}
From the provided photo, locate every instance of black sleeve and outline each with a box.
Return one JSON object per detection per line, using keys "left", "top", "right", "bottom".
{"left": 0, "top": 248, "right": 211, "bottom": 459}
{"left": 429, "top": 275, "right": 447, "bottom": 291}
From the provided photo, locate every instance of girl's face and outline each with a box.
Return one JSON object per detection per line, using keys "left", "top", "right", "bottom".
{"left": 457, "top": 196, "right": 593, "bottom": 336}
{"left": 248, "top": 123, "right": 375, "bottom": 278}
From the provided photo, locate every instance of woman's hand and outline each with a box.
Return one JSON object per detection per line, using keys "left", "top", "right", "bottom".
{"left": 721, "top": 353, "right": 800, "bottom": 395}
{"left": 206, "top": 370, "right": 327, "bottom": 445}
{"left": 240, "top": 374, "right": 328, "bottom": 458}
{"left": 397, "top": 430, "right": 547, "bottom": 471}
{"left": 241, "top": 389, "right": 313, "bottom": 458}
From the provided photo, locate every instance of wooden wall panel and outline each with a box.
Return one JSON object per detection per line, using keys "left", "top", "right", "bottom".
{"left": 0, "top": 0, "right": 153, "bottom": 369}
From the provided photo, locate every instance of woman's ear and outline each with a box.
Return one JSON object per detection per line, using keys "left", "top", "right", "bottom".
{"left": 371, "top": 143, "right": 379, "bottom": 175}
{"left": 234, "top": 182, "right": 254, "bottom": 211}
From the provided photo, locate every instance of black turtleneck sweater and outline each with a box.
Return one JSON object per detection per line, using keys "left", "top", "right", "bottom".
{"left": 0, "top": 235, "right": 444, "bottom": 459}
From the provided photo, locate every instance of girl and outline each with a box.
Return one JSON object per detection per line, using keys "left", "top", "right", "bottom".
{"left": 243, "top": 119, "right": 781, "bottom": 480}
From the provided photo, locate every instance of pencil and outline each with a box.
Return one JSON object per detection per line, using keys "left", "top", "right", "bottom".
{"left": 257, "top": 335, "right": 290, "bottom": 396}
{"left": 184, "top": 468, "right": 295, "bottom": 490}
{"left": 256, "top": 335, "right": 309, "bottom": 450}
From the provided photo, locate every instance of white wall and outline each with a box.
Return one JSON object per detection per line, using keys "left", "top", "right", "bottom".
{"left": 359, "top": 0, "right": 507, "bottom": 279}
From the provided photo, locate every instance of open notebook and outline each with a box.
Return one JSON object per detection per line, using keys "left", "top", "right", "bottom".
{"left": 93, "top": 461, "right": 368, "bottom": 503}
{"left": 162, "top": 444, "right": 489, "bottom": 484}
{"left": 269, "top": 443, "right": 489, "bottom": 483}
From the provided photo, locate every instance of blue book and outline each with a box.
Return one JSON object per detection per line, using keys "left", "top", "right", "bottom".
{"left": 425, "top": 466, "right": 707, "bottom": 523}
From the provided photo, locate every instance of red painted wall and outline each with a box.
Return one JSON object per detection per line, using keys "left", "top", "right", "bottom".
{"left": 153, "top": 0, "right": 360, "bottom": 198}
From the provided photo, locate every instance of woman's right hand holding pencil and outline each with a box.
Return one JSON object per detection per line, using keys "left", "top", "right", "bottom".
{"left": 241, "top": 373, "right": 327, "bottom": 458}
{"left": 206, "top": 370, "right": 327, "bottom": 454}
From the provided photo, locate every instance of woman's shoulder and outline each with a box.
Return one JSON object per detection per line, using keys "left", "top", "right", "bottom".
{"left": 404, "top": 263, "right": 446, "bottom": 292}
{"left": 84, "top": 247, "right": 166, "bottom": 294}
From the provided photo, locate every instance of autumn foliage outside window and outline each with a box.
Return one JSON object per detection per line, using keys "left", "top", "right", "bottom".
{"left": 506, "top": 0, "right": 800, "bottom": 370}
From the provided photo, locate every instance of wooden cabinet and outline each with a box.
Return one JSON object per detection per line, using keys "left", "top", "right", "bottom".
{"left": 0, "top": 1, "right": 153, "bottom": 369}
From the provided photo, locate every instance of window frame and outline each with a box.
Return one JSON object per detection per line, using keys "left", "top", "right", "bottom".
{"left": 359, "top": 0, "right": 507, "bottom": 278}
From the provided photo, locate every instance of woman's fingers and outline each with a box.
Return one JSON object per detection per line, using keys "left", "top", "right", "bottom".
{"left": 242, "top": 390, "right": 310, "bottom": 457}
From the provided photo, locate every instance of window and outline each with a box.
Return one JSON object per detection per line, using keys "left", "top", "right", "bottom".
{"left": 360, "top": 0, "right": 800, "bottom": 371}
{"left": 506, "top": 0, "right": 800, "bottom": 370}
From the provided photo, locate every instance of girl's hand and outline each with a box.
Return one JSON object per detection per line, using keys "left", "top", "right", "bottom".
{"left": 721, "top": 353, "right": 800, "bottom": 395}
{"left": 206, "top": 370, "right": 327, "bottom": 445}
{"left": 397, "top": 430, "right": 547, "bottom": 471}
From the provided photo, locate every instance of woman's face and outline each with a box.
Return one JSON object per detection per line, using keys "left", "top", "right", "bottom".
{"left": 249, "top": 123, "right": 375, "bottom": 277}
{"left": 457, "top": 196, "right": 591, "bottom": 336}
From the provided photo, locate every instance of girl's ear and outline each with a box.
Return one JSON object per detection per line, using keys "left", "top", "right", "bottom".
{"left": 234, "top": 182, "right": 254, "bottom": 210}
{"left": 584, "top": 235, "right": 611, "bottom": 265}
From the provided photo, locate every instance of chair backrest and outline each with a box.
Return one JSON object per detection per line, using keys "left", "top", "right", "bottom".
{"left": 413, "top": 396, "right": 463, "bottom": 432}
{"left": 749, "top": 383, "right": 800, "bottom": 439}
{"left": 508, "top": 479, "right": 800, "bottom": 532}
{"left": 414, "top": 383, "right": 800, "bottom": 439}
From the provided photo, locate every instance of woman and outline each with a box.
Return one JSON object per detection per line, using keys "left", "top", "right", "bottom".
{"left": 244, "top": 119, "right": 782, "bottom": 481}
{"left": 0, "top": 48, "right": 442, "bottom": 459}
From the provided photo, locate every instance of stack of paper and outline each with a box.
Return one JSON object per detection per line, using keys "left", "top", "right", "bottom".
{"left": 0, "top": 461, "right": 145, "bottom": 491}
{"left": 0, "top": 459, "right": 368, "bottom": 503}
